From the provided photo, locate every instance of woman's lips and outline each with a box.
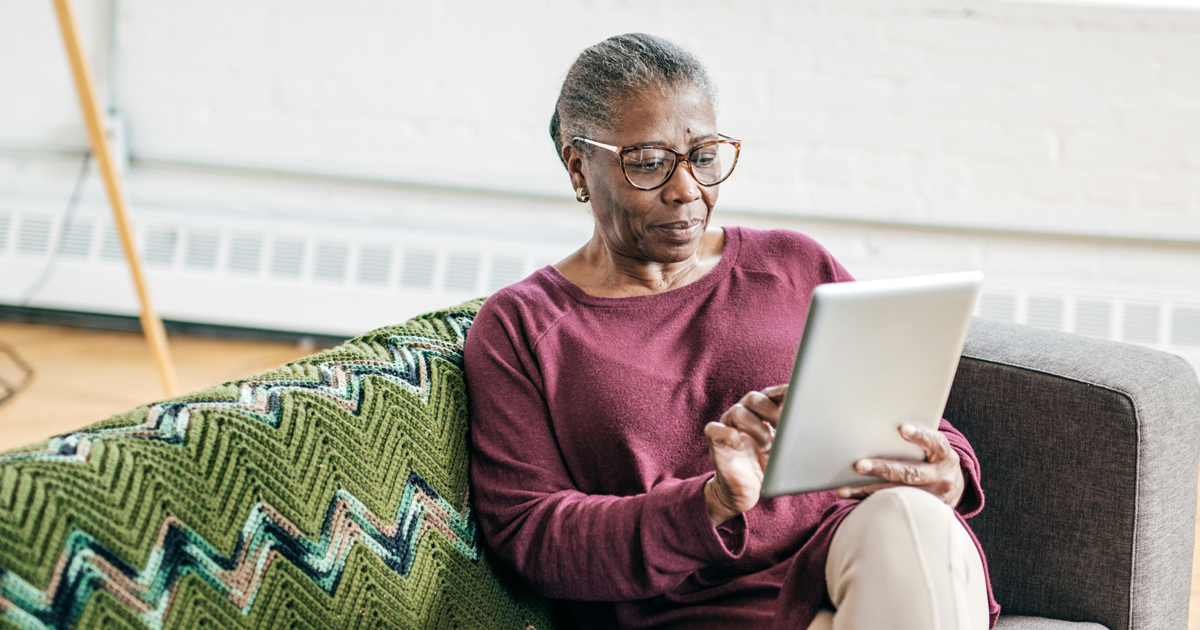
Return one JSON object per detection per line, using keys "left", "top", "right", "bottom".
{"left": 654, "top": 220, "right": 701, "bottom": 242}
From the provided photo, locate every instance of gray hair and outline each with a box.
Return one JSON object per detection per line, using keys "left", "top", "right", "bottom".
{"left": 550, "top": 33, "right": 716, "bottom": 168}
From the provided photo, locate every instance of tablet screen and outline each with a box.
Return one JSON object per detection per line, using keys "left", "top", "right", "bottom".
{"left": 760, "top": 271, "right": 982, "bottom": 497}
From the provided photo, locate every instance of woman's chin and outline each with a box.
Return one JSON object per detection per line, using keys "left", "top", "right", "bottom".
{"left": 644, "top": 234, "right": 704, "bottom": 263}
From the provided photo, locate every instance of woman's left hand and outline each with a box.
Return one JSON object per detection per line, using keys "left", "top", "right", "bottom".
{"left": 836, "top": 424, "right": 965, "bottom": 507}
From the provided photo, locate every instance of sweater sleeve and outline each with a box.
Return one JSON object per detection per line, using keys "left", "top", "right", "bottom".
{"left": 464, "top": 297, "right": 745, "bottom": 602}
{"left": 939, "top": 418, "right": 985, "bottom": 518}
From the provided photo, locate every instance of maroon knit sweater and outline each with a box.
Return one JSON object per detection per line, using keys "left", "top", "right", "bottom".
{"left": 465, "top": 226, "right": 999, "bottom": 630}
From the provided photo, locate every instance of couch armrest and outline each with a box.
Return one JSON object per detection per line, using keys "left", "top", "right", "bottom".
{"left": 945, "top": 318, "right": 1200, "bottom": 630}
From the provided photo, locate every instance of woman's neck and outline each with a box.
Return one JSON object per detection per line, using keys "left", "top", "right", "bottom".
{"left": 556, "top": 227, "right": 725, "bottom": 298}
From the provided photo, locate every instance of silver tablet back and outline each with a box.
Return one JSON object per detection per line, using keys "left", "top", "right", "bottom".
{"left": 760, "top": 271, "right": 983, "bottom": 498}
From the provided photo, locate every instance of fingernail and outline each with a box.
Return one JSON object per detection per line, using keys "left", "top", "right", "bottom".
{"left": 901, "top": 425, "right": 917, "bottom": 437}
{"left": 857, "top": 460, "right": 873, "bottom": 473}
{"left": 837, "top": 488, "right": 849, "bottom": 498}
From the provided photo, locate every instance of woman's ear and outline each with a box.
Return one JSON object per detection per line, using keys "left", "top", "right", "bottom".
{"left": 562, "top": 144, "right": 587, "bottom": 192}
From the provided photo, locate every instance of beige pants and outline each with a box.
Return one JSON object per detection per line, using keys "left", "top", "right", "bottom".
{"left": 806, "top": 487, "right": 990, "bottom": 630}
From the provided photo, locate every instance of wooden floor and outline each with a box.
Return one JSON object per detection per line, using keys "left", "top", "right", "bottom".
{"left": 0, "top": 322, "right": 313, "bottom": 450}
{"left": 1, "top": 321, "right": 1198, "bottom": 626}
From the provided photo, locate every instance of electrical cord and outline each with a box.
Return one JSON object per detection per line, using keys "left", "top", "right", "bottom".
{"left": 1, "top": 152, "right": 90, "bottom": 407}
{"left": 19, "top": 151, "right": 92, "bottom": 306}
{"left": 0, "top": 341, "right": 34, "bottom": 408}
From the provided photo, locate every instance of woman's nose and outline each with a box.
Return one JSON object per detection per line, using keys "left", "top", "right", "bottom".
{"left": 661, "top": 161, "right": 703, "bottom": 204}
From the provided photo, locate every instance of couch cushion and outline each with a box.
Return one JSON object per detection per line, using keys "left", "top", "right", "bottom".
{"left": 0, "top": 300, "right": 553, "bottom": 629}
{"left": 996, "top": 615, "right": 1109, "bottom": 629}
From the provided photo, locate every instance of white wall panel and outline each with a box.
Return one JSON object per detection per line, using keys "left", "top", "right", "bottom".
{"left": 0, "top": 0, "right": 1197, "bottom": 370}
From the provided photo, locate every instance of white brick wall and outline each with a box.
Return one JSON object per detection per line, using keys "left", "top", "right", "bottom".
{"left": 0, "top": 0, "right": 1198, "bottom": 366}
{"left": 0, "top": 0, "right": 108, "bottom": 149}
{"left": 3, "top": 1, "right": 1198, "bottom": 231}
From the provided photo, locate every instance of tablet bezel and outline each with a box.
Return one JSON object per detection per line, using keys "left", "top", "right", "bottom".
{"left": 759, "top": 271, "right": 983, "bottom": 498}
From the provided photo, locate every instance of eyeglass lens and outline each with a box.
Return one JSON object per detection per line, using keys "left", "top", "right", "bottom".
{"left": 622, "top": 142, "right": 738, "bottom": 189}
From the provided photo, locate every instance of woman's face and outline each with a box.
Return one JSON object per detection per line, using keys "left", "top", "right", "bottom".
{"left": 572, "top": 84, "right": 720, "bottom": 265}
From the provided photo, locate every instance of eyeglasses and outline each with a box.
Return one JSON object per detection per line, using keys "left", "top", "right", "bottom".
{"left": 572, "top": 134, "right": 741, "bottom": 191}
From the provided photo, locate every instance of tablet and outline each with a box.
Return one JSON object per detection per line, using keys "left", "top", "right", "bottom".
{"left": 760, "top": 271, "right": 983, "bottom": 498}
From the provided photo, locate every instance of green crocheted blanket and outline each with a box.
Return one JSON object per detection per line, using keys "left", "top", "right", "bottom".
{"left": 0, "top": 300, "right": 553, "bottom": 630}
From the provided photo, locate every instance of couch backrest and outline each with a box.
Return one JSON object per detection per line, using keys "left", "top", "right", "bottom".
{"left": 10, "top": 308, "right": 1198, "bottom": 630}
{"left": 0, "top": 300, "right": 553, "bottom": 630}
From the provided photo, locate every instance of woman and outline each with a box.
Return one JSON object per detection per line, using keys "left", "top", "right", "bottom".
{"left": 464, "top": 34, "right": 998, "bottom": 630}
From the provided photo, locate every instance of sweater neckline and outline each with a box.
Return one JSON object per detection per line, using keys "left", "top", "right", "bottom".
{"left": 537, "top": 226, "right": 742, "bottom": 308}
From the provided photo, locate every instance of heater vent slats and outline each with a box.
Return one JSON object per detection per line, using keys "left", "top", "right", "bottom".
{"left": 100, "top": 225, "right": 124, "bottom": 261}
{"left": 487, "top": 256, "right": 526, "bottom": 293}
{"left": 57, "top": 219, "right": 94, "bottom": 259}
{"left": 400, "top": 250, "right": 437, "bottom": 290}
{"left": 16, "top": 215, "right": 52, "bottom": 255}
{"left": 1074, "top": 300, "right": 1111, "bottom": 339}
{"left": 443, "top": 253, "right": 480, "bottom": 294}
{"left": 270, "top": 238, "right": 306, "bottom": 279}
{"left": 313, "top": 242, "right": 348, "bottom": 282}
{"left": 143, "top": 227, "right": 178, "bottom": 266}
{"left": 1027, "top": 295, "right": 1064, "bottom": 331}
{"left": 979, "top": 293, "right": 1016, "bottom": 322}
{"left": 0, "top": 212, "right": 10, "bottom": 253}
{"left": 227, "top": 234, "right": 263, "bottom": 275}
{"left": 1123, "top": 304, "right": 1160, "bottom": 344}
{"left": 1173, "top": 307, "right": 1200, "bottom": 347}
{"left": 971, "top": 290, "right": 1200, "bottom": 353}
{"left": 356, "top": 246, "right": 392, "bottom": 286}
{"left": 4, "top": 213, "right": 1190, "bottom": 362}
{"left": 185, "top": 230, "right": 220, "bottom": 271}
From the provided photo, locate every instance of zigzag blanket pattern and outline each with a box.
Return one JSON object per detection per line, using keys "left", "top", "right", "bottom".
{"left": 0, "top": 301, "right": 553, "bottom": 630}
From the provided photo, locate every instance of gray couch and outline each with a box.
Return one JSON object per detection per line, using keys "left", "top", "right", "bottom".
{"left": 0, "top": 309, "right": 1194, "bottom": 630}
{"left": 949, "top": 318, "right": 1200, "bottom": 630}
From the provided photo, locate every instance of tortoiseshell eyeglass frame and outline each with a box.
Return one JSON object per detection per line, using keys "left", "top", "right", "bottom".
{"left": 571, "top": 134, "right": 742, "bottom": 191}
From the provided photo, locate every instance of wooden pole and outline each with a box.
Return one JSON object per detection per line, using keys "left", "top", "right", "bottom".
{"left": 52, "top": 0, "right": 178, "bottom": 397}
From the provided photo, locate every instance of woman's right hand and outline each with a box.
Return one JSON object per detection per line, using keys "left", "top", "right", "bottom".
{"left": 703, "top": 385, "right": 787, "bottom": 526}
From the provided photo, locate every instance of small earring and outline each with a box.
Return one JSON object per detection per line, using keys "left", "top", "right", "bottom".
{"left": 575, "top": 186, "right": 589, "bottom": 203}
